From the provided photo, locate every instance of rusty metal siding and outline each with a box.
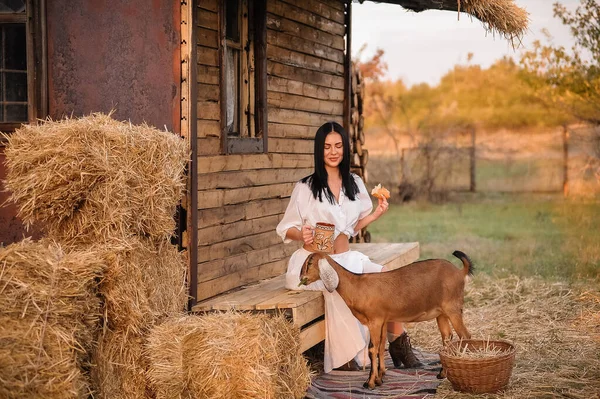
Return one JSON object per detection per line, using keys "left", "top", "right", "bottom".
{"left": 46, "top": 0, "right": 181, "bottom": 131}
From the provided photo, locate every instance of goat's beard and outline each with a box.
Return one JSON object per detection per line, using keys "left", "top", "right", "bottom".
{"left": 318, "top": 258, "right": 339, "bottom": 293}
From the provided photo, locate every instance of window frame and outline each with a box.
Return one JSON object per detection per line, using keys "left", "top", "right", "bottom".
{"left": 219, "top": 0, "right": 267, "bottom": 155}
{"left": 0, "top": 0, "right": 46, "bottom": 139}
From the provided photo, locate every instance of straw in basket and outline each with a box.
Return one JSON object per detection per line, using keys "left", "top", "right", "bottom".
{"left": 439, "top": 339, "right": 516, "bottom": 394}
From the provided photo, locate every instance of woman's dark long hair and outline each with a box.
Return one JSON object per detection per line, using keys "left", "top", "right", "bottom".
{"left": 301, "top": 121, "right": 359, "bottom": 203}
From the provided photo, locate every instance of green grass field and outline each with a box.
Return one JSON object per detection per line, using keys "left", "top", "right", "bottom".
{"left": 369, "top": 193, "right": 600, "bottom": 281}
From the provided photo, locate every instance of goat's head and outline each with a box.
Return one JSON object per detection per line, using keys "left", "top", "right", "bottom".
{"left": 299, "top": 253, "right": 339, "bottom": 293}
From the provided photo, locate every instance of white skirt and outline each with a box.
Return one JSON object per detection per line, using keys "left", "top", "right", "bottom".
{"left": 285, "top": 247, "right": 383, "bottom": 373}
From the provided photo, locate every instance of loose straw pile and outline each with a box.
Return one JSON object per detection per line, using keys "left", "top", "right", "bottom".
{"left": 409, "top": 274, "right": 600, "bottom": 398}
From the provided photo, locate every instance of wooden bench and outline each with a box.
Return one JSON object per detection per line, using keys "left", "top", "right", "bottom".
{"left": 192, "top": 242, "right": 420, "bottom": 352}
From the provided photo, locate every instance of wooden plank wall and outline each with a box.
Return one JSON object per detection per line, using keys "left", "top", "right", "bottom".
{"left": 196, "top": 0, "right": 346, "bottom": 301}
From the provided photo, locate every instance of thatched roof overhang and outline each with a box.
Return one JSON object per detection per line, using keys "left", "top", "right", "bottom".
{"left": 359, "top": 0, "right": 529, "bottom": 43}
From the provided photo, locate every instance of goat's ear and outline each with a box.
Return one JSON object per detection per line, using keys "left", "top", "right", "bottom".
{"left": 318, "top": 258, "right": 339, "bottom": 293}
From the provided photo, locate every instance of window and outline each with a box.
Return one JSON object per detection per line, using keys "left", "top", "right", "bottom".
{"left": 0, "top": 0, "right": 46, "bottom": 135}
{"left": 220, "top": 0, "right": 267, "bottom": 154}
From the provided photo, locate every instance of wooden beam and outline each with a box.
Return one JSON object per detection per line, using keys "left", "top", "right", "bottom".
{"left": 267, "top": 1, "right": 345, "bottom": 36}
{"left": 197, "top": 182, "right": 296, "bottom": 209}
{"left": 197, "top": 8, "right": 218, "bottom": 30}
{"left": 197, "top": 152, "right": 312, "bottom": 173}
{"left": 255, "top": 0, "right": 268, "bottom": 152}
{"left": 268, "top": 108, "right": 342, "bottom": 127}
{"left": 198, "top": 214, "right": 281, "bottom": 246}
{"left": 218, "top": 0, "right": 226, "bottom": 154}
{"left": 268, "top": 138, "right": 314, "bottom": 154}
{"left": 197, "top": 119, "right": 220, "bottom": 137}
{"left": 197, "top": 83, "right": 219, "bottom": 101}
{"left": 267, "top": 44, "right": 343, "bottom": 75}
{"left": 197, "top": 167, "right": 312, "bottom": 190}
{"left": 267, "top": 30, "right": 344, "bottom": 64}
{"left": 279, "top": 0, "right": 345, "bottom": 24}
{"left": 188, "top": 0, "right": 199, "bottom": 309}
{"left": 197, "top": 45, "right": 218, "bottom": 66}
{"left": 197, "top": 27, "right": 218, "bottom": 48}
{"left": 198, "top": 0, "right": 218, "bottom": 13}
{"left": 197, "top": 137, "right": 221, "bottom": 155}
{"left": 268, "top": 91, "right": 343, "bottom": 115}
{"left": 198, "top": 198, "right": 289, "bottom": 229}
{"left": 268, "top": 76, "right": 344, "bottom": 101}
{"left": 196, "top": 258, "right": 288, "bottom": 301}
{"left": 343, "top": 0, "right": 351, "bottom": 133}
{"left": 197, "top": 241, "right": 296, "bottom": 282}
{"left": 267, "top": 61, "right": 344, "bottom": 90}
{"left": 266, "top": 13, "right": 344, "bottom": 51}
{"left": 299, "top": 320, "right": 326, "bottom": 353}
{"left": 197, "top": 65, "right": 219, "bottom": 84}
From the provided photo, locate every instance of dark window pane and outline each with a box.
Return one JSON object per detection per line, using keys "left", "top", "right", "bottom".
{"left": 0, "top": 0, "right": 25, "bottom": 13}
{"left": 5, "top": 71, "right": 27, "bottom": 101}
{"left": 5, "top": 24, "right": 27, "bottom": 70}
{"left": 5, "top": 103, "right": 27, "bottom": 121}
{"left": 226, "top": 0, "right": 240, "bottom": 42}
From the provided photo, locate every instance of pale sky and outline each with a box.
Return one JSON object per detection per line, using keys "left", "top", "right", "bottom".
{"left": 352, "top": 0, "right": 581, "bottom": 86}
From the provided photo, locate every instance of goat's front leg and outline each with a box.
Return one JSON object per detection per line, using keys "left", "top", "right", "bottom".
{"left": 363, "top": 324, "right": 382, "bottom": 390}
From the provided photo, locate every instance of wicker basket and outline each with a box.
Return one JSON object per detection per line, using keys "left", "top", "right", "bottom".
{"left": 439, "top": 339, "right": 516, "bottom": 394}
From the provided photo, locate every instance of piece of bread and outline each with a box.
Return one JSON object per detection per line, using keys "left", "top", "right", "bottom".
{"left": 371, "top": 184, "right": 390, "bottom": 200}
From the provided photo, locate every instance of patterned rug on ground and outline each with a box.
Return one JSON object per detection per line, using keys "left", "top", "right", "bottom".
{"left": 305, "top": 350, "right": 442, "bottom": 399}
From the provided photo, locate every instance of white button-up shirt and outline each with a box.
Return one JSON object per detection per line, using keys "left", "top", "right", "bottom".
{"left": 276, "top": 174, "right": 373, "bottom": 243}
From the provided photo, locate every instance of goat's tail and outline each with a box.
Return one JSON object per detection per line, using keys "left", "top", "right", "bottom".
{"left": 452, "top": 250, "right": 474, "bottom": 277}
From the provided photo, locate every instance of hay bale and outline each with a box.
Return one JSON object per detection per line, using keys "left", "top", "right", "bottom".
{"left": 145, "top": 315, "right": 193, "bottom": 399}
{"left": 91, "top": 237, "right": 188, "bottom": 335}
{"left": 0, "top": 239, "right": 105, "bottom": 398}
{"left": 146, "top": 313, "right": 312, "bottom": 399}
{"left": 0, "top": 320, "right": 90, "bottom": 399}
{"left": 3, "top": 113, "right": 189, "bottom": 243}
{"left": 91, "top": 330, "right": 152, "bottom": 399}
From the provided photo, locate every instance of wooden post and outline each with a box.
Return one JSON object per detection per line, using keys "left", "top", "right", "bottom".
{"left": 181, "top": 0, "right": 198, "bottom": 309}
{"left": 400, "top": 148, "right": 406, "bottom": 182}
{"left": 218, "top": 0, "right": 227, "bottom": 154}
{"left": 254, "top": 0, "right": 267, "bottom": 152}
{"left": 563, "top": 125, "right": 569, "bottom": 197}
{"left": 470, "top": 127, "right": 476, "bottom": 192}
{"left": 342, "top": 0, "right": 352, "bottom": 133}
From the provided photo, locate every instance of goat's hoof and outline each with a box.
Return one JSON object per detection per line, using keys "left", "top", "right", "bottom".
{"left": 375, "top": 377, "right": 383, "bottom": 386}
{"left": 363, "top": 381, "right": 376, "bottom": 390}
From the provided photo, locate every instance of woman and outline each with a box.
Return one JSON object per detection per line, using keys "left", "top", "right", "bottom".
{"left": 276, "top": 121, "right": 421, "bottom": 373}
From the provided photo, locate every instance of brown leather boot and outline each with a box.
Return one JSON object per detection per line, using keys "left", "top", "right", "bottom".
{"left": 389, "top": 332, "right": 423, "bottom": 368}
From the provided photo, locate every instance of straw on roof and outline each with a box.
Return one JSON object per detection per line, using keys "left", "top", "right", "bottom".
{"left": 0, "top": 239, "right": 105, "bottom": 398}
{"left": 146, "top": 313, "right": 312, "bottom": 399}
{"left": 370, "top": 0, "right": 529, "bottom": 44}
{"left": 3, "top": 112, "right": 189, "bottom": 243}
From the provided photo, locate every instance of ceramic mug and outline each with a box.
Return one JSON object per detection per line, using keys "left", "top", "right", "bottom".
{"left": 312, "top": 222, "right": 335, "bottom": 253}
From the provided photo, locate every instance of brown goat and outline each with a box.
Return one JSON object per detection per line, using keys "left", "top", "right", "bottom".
{"left": 299, "top": 250, "right": 473, "bottom": 390}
